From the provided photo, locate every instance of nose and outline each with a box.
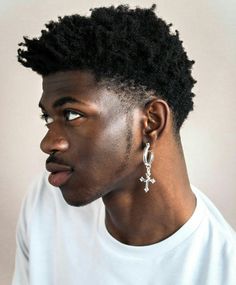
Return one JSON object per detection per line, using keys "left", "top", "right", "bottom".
{"left": 40, "top": 127, "right": 69, "bottom": 155}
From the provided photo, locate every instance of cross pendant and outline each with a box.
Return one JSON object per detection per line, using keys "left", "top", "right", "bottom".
{"left": 140, "top": 174, "right": 156, "bottom": 192}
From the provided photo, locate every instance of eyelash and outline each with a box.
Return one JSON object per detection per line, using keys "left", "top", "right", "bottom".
{"left": 63, "top": 110, "right": 83, "bottom": 121}
{"left": 40, "top": 113, "right": 51, "bottom": 124}
{"left": 40, "top": 110, "right": 83, "bottom": 125}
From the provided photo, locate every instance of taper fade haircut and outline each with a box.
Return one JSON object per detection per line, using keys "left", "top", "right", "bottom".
{"left": 17, "top": 4, "right": 196, "bottom": 132}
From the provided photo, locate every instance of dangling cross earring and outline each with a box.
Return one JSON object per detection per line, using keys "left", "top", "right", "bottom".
{"left": 139, "top": 143, "right": 156, "bottom": 192}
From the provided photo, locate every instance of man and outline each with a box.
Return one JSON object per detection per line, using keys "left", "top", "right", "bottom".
{"left": 13, "top": 5, "right": 235, "bottom": 285}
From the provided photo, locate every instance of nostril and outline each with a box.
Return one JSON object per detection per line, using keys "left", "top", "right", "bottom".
{"left": 58, "top": 138, "right": 69, "bottom": 150}
{"left": 40, "top": 135, "right": 69, "bottom": 155}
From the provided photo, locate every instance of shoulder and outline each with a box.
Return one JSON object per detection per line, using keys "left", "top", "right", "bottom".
{"left": 20, "top": 171, "right": 103, "bottom": 230}
{"left": 21, "top": 172, "right": 57, "bottom": 215}
{"left": 191, "top": 184, "right": 236, "bottom": 247}
{"left": 190, "top": 185, "right": 236, "bottom": 282}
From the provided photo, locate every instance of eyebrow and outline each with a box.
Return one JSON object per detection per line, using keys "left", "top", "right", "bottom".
{"left": 38, "top": 96, "right": 87, "bottom": 110}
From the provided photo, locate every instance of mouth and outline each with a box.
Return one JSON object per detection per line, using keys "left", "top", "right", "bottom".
{"left": 46, "top": 162, "right": 73, "bottom": 187}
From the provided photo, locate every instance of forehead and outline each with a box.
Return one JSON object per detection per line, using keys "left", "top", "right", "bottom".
{"left": 42, "top": 70, "right": 98, "bottom": 96}
{"left": 41, "top": 70, "right": 120, "bottom": 108}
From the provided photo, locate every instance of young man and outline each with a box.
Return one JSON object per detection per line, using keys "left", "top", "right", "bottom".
{"left": 13, "top": 5, "right": 235, "bottom": 285}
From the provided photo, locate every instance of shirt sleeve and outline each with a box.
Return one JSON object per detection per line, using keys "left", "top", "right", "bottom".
{"left": 12, "top": 194, "right": 30, "bottom": 285}
{"left": 12, "top": 173, "right": 44, "bottom": 285}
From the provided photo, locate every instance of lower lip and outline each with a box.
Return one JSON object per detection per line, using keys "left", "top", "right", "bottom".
{"left": 48, "top": 171, "right": 72, "bottom": 187}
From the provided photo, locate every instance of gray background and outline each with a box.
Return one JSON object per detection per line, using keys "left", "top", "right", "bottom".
{"left": 0, "top": 0, "right": 235, "bottom": 284}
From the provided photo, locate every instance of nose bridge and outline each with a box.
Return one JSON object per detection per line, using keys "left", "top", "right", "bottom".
{"left": 40, "top": 123, "right": 69, "bottom": 154}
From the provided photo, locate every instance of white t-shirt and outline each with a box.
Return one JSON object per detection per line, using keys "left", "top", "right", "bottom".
{"left": 12, "top": 172, "right": 236, "bottom": 285}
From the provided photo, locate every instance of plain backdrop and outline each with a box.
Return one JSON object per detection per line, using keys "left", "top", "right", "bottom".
{"left": 0, "top": 0, "right": 235, "bottom": 284}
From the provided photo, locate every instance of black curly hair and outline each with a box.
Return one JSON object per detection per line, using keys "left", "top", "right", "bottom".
{"left": 17, "top": 4, "right": 196, "bottom": 133}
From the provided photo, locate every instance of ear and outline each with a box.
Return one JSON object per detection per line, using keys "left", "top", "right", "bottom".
{"left": 142, "top": 99, "right": 170, "bottom": 143}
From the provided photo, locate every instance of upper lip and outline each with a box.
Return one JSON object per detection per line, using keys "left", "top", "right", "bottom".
{"left": 46, "top": 162, "right": 73, "bottom": 174}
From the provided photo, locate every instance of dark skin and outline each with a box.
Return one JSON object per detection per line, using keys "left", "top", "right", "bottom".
{"left": 39, "top": 70, "right": 196, "bottom": 246}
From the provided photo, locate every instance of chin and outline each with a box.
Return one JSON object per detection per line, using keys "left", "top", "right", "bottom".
{"left": 59, "top": 184, "right": 104, "bottom": 207}
{"left": 63, "top": 197, "right": 95, "bottom": 207}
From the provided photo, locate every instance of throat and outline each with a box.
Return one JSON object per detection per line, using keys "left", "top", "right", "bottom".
{"left": 103, "top": 184, "right": 196, "bottom": 246}
{"left": 105, "top": 213, "right": 184, "bottom": 246}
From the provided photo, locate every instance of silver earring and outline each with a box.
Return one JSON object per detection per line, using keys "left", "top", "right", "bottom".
{"left": 139, "top": 143, "right": 156, "bottom": 192}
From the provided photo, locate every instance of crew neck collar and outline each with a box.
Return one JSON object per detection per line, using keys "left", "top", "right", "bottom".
{"left": 98, "top": 185, "right": 206, "bottom": 258}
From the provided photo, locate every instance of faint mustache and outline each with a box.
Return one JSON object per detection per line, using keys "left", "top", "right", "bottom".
{"left": 46, "top": 154, "right": 70, "bottom": 166}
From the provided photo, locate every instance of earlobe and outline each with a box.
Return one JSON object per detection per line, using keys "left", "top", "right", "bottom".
{"left": 143, "top": 99, "right": 170, "bottom": 142}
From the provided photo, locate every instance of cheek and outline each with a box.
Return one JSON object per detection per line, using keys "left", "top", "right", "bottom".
{"left": 72, "top": 116, "right": 130, "bottom": 177}
{"left": 93, "top": 117, "right": 128, "bottom": 168}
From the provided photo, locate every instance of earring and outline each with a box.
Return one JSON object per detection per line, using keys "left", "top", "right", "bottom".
{"left": 139, "top": 143, "right": 156, "bottom": 192}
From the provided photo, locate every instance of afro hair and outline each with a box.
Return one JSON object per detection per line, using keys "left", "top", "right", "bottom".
{"left": 17, "top": 4, "right": 196, "bottom": 131}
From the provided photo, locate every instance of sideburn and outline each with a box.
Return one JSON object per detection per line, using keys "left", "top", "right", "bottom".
{"left": 114, "top": 111, "right": 134, "bottom": 175}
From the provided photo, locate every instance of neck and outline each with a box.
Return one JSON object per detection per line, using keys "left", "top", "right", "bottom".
{"left": 102, "top": 139, "right": 196, "bottom": 246}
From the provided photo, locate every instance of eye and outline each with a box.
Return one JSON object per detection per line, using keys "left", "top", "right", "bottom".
{"left": 40, "top": 113, "right": 54, "bottom": 125}
{"left": 64, "top": 110, "right": 83, "bottom": 121}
